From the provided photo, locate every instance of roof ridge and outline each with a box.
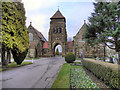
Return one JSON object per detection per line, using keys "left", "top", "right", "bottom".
{"left": 37, "top": 31, "right": 47, "bottom": 42}
{"left": 75, "top": 22, "right": 87, "bottom": 36}
{"left": 30, "top": 25, "right": 47, "bottom": 42}
{"left": 51, "top": 10, "right": 65, "bottom": 19}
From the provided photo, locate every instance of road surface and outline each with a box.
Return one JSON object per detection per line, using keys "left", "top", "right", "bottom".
{"left": 1, "top": 56, "right": 65, "bottom": 88}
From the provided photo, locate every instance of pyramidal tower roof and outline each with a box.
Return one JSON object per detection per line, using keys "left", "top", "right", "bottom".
{"left": 50, "top": 9, "right": 65, "bottom": 19}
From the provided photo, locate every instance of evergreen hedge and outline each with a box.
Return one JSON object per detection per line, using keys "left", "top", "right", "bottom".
{"left": 83, "top": 59, "right": 119, "bottom": 89}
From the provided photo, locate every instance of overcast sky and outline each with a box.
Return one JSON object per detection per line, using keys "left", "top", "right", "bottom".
{"left": 22, "top": 0, "right": 95, "bottom": 40}
{"left": 22, "top": 0, "right": 95, "bottom": 52}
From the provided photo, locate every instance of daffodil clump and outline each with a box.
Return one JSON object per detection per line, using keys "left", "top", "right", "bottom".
{"left": 71, "top": 67, "right": 99, "bottom": 89}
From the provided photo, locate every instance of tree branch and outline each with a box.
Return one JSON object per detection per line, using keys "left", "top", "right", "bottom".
{"left": 106, "top": 39, "right": 115, "bottom": 43}
{"left": 105, "top": 42, "right": 115, "bottom": 50}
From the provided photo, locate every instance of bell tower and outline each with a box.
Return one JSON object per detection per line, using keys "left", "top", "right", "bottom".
{"left": 48, "top": 9, "right": 67, "bottom": 56}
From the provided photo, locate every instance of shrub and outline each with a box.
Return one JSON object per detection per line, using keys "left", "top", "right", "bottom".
{"left": 65, "top": 52, "right": 75, "bottom": 63}
{"left": 12, "top": 49, "right": 28, "bottom": 65}
{"left": 83, "top": 59, "right": 119, "bottom": 89}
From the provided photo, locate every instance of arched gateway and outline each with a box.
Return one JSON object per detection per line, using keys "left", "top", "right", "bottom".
{"left": 48, "top": 9, "right": 67, "bottom": 56}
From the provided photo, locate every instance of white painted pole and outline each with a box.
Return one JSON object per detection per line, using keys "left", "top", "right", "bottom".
{"left": 32, "top": 59, "right": 33, "bottom": 63}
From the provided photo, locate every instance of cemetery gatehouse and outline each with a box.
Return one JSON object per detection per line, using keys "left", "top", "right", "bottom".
{"left": 27, "top": 9, "right": 104, "bottom": 58}
{"left": 48, "top": 9, "right": 67, "bottom": 57}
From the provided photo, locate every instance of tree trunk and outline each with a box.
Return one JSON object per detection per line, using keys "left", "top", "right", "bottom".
{"left": 7, "top": 50, "right": 11, "bottom": 63}
{"left": 2, "top": 49, "right": 8, "bottom": 68}
{"left": 118, "top": 51, "right": 120, "bottom": 65}
{"left": 118, "top": 51, "right": 120, "bottom": 90}
{"left": 2, "top": 49, "right": 6, "bottom": 67}
{"left": 1, "top": 48, "right": 11, "bottom": 68}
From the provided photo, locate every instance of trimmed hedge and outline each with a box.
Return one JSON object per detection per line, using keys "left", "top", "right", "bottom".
{"left": 65, "top": 52, "right": 76, "bottom": 63}
{"left": 83, "top": 59, "right": 120, "bottom": 89}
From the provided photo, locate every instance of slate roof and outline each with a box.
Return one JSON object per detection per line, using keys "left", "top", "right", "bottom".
{"left": 29, "top": 24, "right": 47, "bottom": 42}
{"left": 34, "top": 28, "right": 47, "bottom": 42}
{"left": 50, "top": 9, "right": 65, "bottom": 19}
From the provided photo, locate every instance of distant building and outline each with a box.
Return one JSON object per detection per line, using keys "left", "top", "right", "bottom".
{"left": 27, "top": 22, "right": 47, "bottom": 58}
{"left": 73, "top": 21, "right": 104, "bottom": 58}
{"left": 27, "top": 10, "right": 104, "bottom": 58}
{"left": 67, "top": 41, "right": 74, "bottom": 53}
{"left": 42, "top": 42, "right": 48, "bottom": 57}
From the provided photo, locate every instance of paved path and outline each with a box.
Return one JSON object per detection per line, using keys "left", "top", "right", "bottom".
{"left": 1, "top": 56, "right": 65, "bottom": 88}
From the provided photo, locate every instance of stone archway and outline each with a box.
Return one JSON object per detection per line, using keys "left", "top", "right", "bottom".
{"left": 52, "top": 41, "right": 65, "bottom": 56}
{"left": 48, "top": 9, "right": 67, "bottom": 57}
{"left": 54, "top": 44, "right": 62, "bottom": 56}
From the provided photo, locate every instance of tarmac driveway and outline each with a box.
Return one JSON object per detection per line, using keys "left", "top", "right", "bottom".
{"left": 1, "top": 56, "right": 65, "bottom": 88}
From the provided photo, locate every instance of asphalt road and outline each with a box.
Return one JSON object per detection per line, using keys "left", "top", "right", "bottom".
{"left": 1, "top": 56, "right": 65, "bottom": 88}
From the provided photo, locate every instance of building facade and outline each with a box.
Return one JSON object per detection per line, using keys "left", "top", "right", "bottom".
{"left": 27, "top": 22, "right": 47, "bottom": 58}
{"left": 73, "top": 21, "right": 104, "bottom": 58}
{"left": 27, "top": 10, "right": 104, "bottom": 58}
{"left": 48, "top": 9, "right": 67, "bottom": 56}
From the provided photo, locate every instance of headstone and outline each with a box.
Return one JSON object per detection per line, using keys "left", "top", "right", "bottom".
{"left": 103, "top": 57, "right": 105, "bottom": 62}
{"left": 109, "top": 57, "right": 114, "bottom": 63}
{"left": 96, "top": 57, "right": 99, "bottom": 60}
{"left": 81, "top": 52, "right": 83, "bottom": 65}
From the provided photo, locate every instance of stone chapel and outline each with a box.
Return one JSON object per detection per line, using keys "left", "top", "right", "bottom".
{"left": 27, "top": 9, "right": 104, "bottom": 58}
{"left": 27, "top": 22, "right": 47, "bottom": 58}
{"left": 73, "top": 21, "right": 104, "bottom": 58}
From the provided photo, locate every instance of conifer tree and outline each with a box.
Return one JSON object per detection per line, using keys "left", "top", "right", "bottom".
{"left": 11, "top": 2, "right": 29, "bottom": 64}
{"left": 84, "top": 1, "right": 120, "bottom": 63}
{"left": 2, "top": 1, "right": 29, "bottom": 66}
{"left": 0, "top": 1, "right": 2, "bottom": 63}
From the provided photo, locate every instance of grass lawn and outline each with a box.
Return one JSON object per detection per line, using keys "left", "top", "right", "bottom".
{"left": 0, "top": 61, "right": 33, "bottom": 72}
{"left": 25, "top": 57, "right": 40, "bottom": 60}
{"left": 0, "top": 68, "right": 7, "bottom": 72}
{"left": 51, "top": 63, "right": 70, "bottom": 88}
{"left": 51, "top": 62, "right": 81, "bottom": 88}
{"left": 8, "top": 61, "right": 33, "bottom": 67}
{"left": 76, "top": 58, "right": 80, "bottom": 60}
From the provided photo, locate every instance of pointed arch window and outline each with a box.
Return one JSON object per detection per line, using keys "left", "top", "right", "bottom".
{"left": 29, "top": 33, "right": 33, "bottom": 41}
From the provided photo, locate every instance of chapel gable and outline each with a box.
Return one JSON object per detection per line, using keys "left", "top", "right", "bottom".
{"left": 27, "top": 22, "right": 47, "bottom": 58}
